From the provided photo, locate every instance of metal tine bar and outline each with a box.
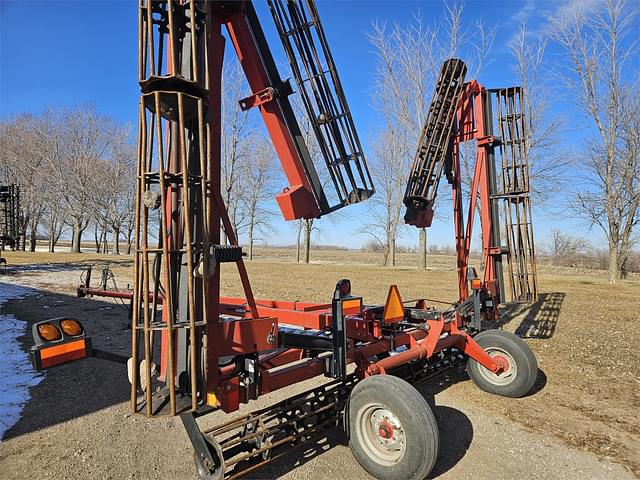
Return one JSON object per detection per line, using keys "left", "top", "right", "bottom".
{"left": 176, "top": 93, "right": 198, "bottom": 410}
{"left": 153, "top": 93, "right": 177, "bottom": 416}
{"left": 158, "top": 18, "right": 166, "bottom": 79}
{"left": 139, "top": 1, "right": 145, "bottom": 81}
{"left": 167, "top": 0, "right": 178, "bottom": 76}
{"left": 188, "top": 0, "right": 198, "bottom": 83}
{"left": 221, "top": 401, "right": 337, "bottom": 450}
{"left": 519, "top": 88, "right": 530, "bottom": 192}
{"left": 141, "top": 103, "right": 153, "bottom": 416}
{"left": 503, "top": 201, "right": 515, "bottom": 300}
{"left": 430, "top": 61, "right": 463, "bottom": 182}
{"left": 304, "top": 0, "right": 374, "bottom": 189}
{"left": 527, "top": 199, "right": 538, "bottom": 297}
{"left": 269, "top": 0, "right": 373, "bottom": 209}
{"left": 299, "top": 3, "right": 370, "bottom": 196}
{"left": 507, "top": 91, "right": 520, "bottom": 191}
{"left": 493, "top": 86, "right": 537, "bottom": 302}
{"left": 145, "top": 0, "right": 155, "bottom": 77}
{"left": 513, "top": 199, "right": 526, "bottom": 296}
{"left": 272, "top": 0, "right": 347, "bottom": 200}
{"left": 521, "top": 197, "right": 535, "bottom": 297}
{"left": 196, "top": 99, "right": 209, "bottom": 361}
{"left": 415, "top": 62, "right": 457, "bottom": 190}
{"left": 285, "top": 1, "right": 354, "bottom": 190}
{"left": 271, "top": 1, "right": 340, "bottom": 199}
{"left": 300, "top": 28, "right": 362, "bottom": 193}
{"left": 131, "top": 100, "right": 143, "bottom": 413}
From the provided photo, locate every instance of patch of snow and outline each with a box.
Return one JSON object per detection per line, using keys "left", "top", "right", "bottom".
{"left": 0, "top": 283, "right": 43, "bottom": 441}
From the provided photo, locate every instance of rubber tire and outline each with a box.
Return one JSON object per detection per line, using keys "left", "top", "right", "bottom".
{"left": 467, "top": 329, "right": 538, "bottom": 398}
{"left": 348, "top": 375, "right": 439, "bottom": 480}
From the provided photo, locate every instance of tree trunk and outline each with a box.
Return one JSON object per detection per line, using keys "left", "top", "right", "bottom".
{"left": 101, "top": 229, "right": 108, "bottom": 255}
{"left": 113, "top": 226, "right": 120, "bottom": 255}
{"left": 248, "top": 221, "right": 254, "bottom": 260}
{"left": 303, "top": 219, "right": 312, "bottom": 264}
{"left": 391, "top": 237, "right": 396, "bottom": 267}
{"left": 94, "top": 226, "right": 101, "bottom": 253}
{"left": 29, "top": 227, "right": 37, "bottom": 252}
{"left": 126, "top": 227, "right": 134, "bottom": 255}
{"left": 296, "top": 220, "right": 302, "bottom": 263}
{"left": 48, "top": 235, "right": 55, "bottom": 253}
{"left": 71, "top": 223, "right": 83, "bottom": 253}
{"left": 608, "top": 241, "right": 618, "bottom": 285}
{"left": 418, "top": 228, "right": 427, "bottom": 270}
{"left": 20, "top": 215, "right": 29, "bottom": 251}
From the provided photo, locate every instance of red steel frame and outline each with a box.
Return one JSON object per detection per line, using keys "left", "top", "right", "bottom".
{"left": 197, "top": 66, "right": 506, "bottom": 412}
{"left": 453, "top": 80, "right": 501, "bottom": 305}
{"left": 81, "top": 56, "right": 506, "bottom": 414}
{"left": 80, "top": 3, "right": 507, "bottom": 417}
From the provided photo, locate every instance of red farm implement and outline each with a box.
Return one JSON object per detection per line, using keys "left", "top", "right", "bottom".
{"left": 31, "top": 1, "right": 539, "bottom": 479}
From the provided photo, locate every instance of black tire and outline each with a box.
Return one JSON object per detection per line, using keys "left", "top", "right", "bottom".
{"left": 467, "top": 329, "right": 538, "bottom": 398}
{"left": 348, "top": 375, "right": 439, "bottom": 480}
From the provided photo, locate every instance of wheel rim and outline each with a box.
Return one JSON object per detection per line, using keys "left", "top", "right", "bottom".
{"left": 355, "top": 403, "right": 407, "bottom": 466}
{"left": 477, "top": 348, "right": 517, "bottom": 386}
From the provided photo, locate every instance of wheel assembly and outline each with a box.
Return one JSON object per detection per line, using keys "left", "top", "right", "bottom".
{"left": 467, "top": 329, "right": 538, "bottom": 398}
{"left": 348, "top": 375, "right": 439, "bottom": 480}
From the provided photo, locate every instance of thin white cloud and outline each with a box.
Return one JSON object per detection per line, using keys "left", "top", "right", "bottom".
{"left": 539, "top": 0, "right": 602, "bottom": 36}
{"left": 512, "top": 0, "right": 537, "bottom": 24}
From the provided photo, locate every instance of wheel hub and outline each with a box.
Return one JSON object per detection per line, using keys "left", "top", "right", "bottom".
{"left": 492, "top": 354, "right": 510, "bottom": 372}
{"left": 370, "top": 409, "right": 405, "bottom": 451}
{"left": 477, "top": 348, "right": 517, "bottom": 386}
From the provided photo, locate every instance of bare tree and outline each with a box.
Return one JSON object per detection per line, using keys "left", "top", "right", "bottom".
{"left": 550, "top": 229, "right": 590, "bottom": 258}
{"left": 36, "top": 106, "right": 127, "bottom": 253}
{"left": 222, "top": 60, "right": 252, "bottom": 241}
{"left": 119, "top": 162, "right": 138, "bottom": 255}
{"left": 2, "top": 108, "right": 135, "bottom": 254}
{"left": 509, "top": 25, "right": 566, "bottom": 202}
{"left": 239, "top": 136, "right": 277, "bottom": 260}
{"left": 550, "top": 0, "right": 639, "bottom": 283}
{"left": 367, "top": 3, "right": 494, "bottom": 267}
{"left": 363, "top": 128, "right": 412, "bottom": 266}
{"left": 0, "top": 115, "right": 48, "bottom": 251}
{"left": 102, "top": 145, "right": 136, "bottom": 255}
{"left": 41, "top": 193, "right": 67, "bottom": 252}
{"left": 618, "top": 96, "right": 640, "bottom": 277}
{"left": 290, "top": 97, "right": 325, "bottom": 264}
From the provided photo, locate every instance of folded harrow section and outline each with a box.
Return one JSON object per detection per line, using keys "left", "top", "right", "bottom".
{"left": 493, "top": 87, "right": 538, "bottom": 302}
{"left": 404, "top": 59, "right": 467, "bottom": 227}
{"left": 133, "top": 0, "right": 213, "bottom": 416}
{"left": 268, "top": 0, "right": 375, "bottom": 213}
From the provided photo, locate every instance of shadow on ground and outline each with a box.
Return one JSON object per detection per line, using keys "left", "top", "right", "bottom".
{"left": 499, "top": 292, "right": 566, "bottom": 339}
{"left": 3, "top": 288, "right": 131, "bottom": 440}
{"left": 0, "top": 259, "right": 133, "bottom": 276}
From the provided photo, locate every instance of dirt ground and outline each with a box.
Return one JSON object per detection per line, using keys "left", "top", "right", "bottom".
{"left": 0, "top": 247, "right": 638, "bottom": 479}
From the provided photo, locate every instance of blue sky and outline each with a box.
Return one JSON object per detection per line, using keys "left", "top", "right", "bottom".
{"left": 0, "top": 0, "right": 616, "bottom": 250}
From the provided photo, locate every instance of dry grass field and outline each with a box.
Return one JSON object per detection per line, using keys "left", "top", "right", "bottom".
{"left": 2, "top": 246, "right": 639, "bottom": 476}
